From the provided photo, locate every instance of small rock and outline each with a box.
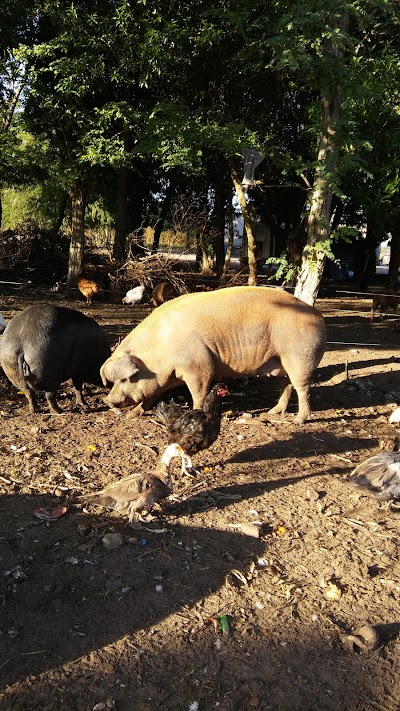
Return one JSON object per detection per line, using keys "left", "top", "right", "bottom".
{"left": 102, "top": 533, "right": 123, "bottom": 550}
{"left": 305, "top": 488, "right": 320, "bottom": 501}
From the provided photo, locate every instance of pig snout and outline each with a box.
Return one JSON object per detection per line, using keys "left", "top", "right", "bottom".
{"left": 101, "top": 353, "right": 148, "bottom": 410}
{"left": 103, "top": 385, "right": 135, "bottom": 409}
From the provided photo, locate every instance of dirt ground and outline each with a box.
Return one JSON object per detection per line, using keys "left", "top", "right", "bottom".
{"left": 1, "top": 286, "right": 400, "bottom": 711}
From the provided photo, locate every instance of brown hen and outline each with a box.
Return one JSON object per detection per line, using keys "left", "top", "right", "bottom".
{"left": 78, "top": 277, "right": 101, "bottom": 304}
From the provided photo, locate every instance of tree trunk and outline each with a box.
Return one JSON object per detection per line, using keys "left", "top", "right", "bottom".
{"left": 66, "top": 181, "right": 87, "bottom": 289}
{"left": 113, "top": 165, "right": 129, "bottom": 261}
{"left": 387, "top": 229, "right": 400, "bottom": 291}
{"left": 152, "top": 183, "right": 174, "bottom": 253}
{"left": 212, "top": 185, "right": 227, "bottom": 278}
{"left": 50, "top": 192, "right": 68, "bottom": 239}
{"left": 222, "top": 203, "right": 234, "bottom": 277}
{"left": 294, "top": 13, "right": 348, "bottom": 306}
{"left": 229, "top": 158, "right": 257, "bottom": 286}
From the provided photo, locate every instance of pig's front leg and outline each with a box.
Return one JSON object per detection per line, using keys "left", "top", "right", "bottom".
{"left": 183, "top": 372, "right": 214, "bottom": 409}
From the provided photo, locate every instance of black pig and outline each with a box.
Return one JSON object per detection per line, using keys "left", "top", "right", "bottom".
{"left": 0, "top": 305, "right": 111, "bottom": 414}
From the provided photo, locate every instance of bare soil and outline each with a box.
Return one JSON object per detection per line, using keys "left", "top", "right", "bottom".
{"left": 1, "top": 288, "right": 400, "bottom": 711}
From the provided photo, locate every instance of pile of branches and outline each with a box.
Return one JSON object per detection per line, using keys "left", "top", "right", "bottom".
{"left": 0, "top": 224, "right": 37, "bottom": 272}
{"left": 0, "top": 223, "right": 69, "bottom": 282}
{"left": 109, "top": 249, "right": 189, "bottom": 297}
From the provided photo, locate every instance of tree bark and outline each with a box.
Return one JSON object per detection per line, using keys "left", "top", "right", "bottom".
{"left": 222, "top": 203, "right": 234, "bottom": 277}
{"left": 294, "top": 91, "right": 340, "bottom": 305}
{"left": 113, "top": 164, "right": 129, "bottom": 261}
{"left": 50, "top": 192, "right": 68, "bottom": 239}
{"left": 294, "top": 13, "right": 348, "bottom": 306}
{"left": 229, "top": 158, "right": 257, "bottom": 286}
{"left": 387, "top": 228, "right": 400, "bottom": 291}
{"left": 152, "top": 182, "right": 174, "bottom": 253}
{"left": 66, "top": 181, "right": 87, "bottom": 289}
{"left": 212, "top": 184, "right": 227, "bottom": 278}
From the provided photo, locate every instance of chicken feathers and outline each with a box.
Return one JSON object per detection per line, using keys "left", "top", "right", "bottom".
{"left": 122, "top": 285, "right": 145, "bottom": 305}
{"left": 78, "top": 277, "right": 101, "bottom": 304}
{"left": 350, "top": 451, "right": 400, "bottom": 500}
{"left": 155, "top": 383, "right": 229, "bottom": 473}
{"left": 77, "top": 442, "right": 184, "bottom": 520}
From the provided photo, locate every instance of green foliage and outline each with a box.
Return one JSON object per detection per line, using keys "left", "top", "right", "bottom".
{"left": 1, "top": 183, "right": 61, "bottom": 229}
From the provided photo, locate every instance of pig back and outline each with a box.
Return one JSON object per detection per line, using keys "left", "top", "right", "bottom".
{"left": 115, "top": 286, "right": 326, "bottom": 376}
{"left": 0, "top": 305, "right": 110, "bottom": 390}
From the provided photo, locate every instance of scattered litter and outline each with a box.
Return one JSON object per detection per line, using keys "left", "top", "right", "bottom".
{"left": 138, "top": 538, "right": 148, "bottom": 547}
{"left": 230, "top": 569, "right": 248, "bottom": 586}
{"left": 224, "top": 410, "right": 235, "bottom": 420}
{"left": 65, "top": 557, "right": 79, "bottom": 565}
{"left": 203, "top": 467, "right": 213, "bottom": 473}
{"left": 273, "top": 525, "right": 287, "bottom": 537}
{"left": 254, "top": 600, "right": 264, "bottom": 610}
{"left": 320, "top": 578, "right": 342, "bottom": 601}
{"left": 85, "top": 444, "right": 97, "bottom": 452}
{"left": 155, "top": 584, "right": 163, "bottom": 593}
{"left": 237, "top": 434, "right": 245, "bottom": 440}
{"left": 4, "top": 565, "right": 26, "bottom": 580}
{"left": 344, "top": 625, "right": 379, "bottom": 653}
{"left": 188, "top": 702, "right": 199, "bottom": 711}
{"left": 237, "top": 412, "right": 254, "bottom": 424}
{"left": 92, "top": 701, "right": 116, "bottom": 711}
{"left": 257, "top": 558, "right": 269, "bottom": 568}
{"left": 10, "top": 445, "right": 27, "bottom": 453}
{"left": 102, "top": 533, "right": 123, "bottom": 550}
{"left": 218, "top": 614, "right": 230, "bottom": 635}
{"left": 227, "top": 522, "right": 261, "bottom": 538}
{"left": 305, "top": 488, "right": 320, "bottom": 501}
{"left": 344, "top": 623, "right": 400, "bottom": 654}
{"left": 389, "top": 407, "right": 400, "bottom": 424}
{"left": 34, "top": 505, "right": 68, "bottom": 521}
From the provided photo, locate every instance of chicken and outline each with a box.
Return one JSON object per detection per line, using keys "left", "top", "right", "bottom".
{"left": 0, "top": 313, "right": 6, "bottom": 334}
{"left": 150, "top": 282, "right": 178, "bottom": 307}
{"left": 350, "top": 451, "right": 400, "bottom": 500}
{"left": 76, "top": 442, "right": 184, "bottom": 520}
{"left": 370, "top": 290, "right": 399, "bottom": 321}
{"left": 122, "top": 285, "right": 145, "bottom": 305}
{"left": 155, "top": 383, "right": 229, "bottom": 474}
{"left": 78, "top": 277, "right": 101, "bottom": 304}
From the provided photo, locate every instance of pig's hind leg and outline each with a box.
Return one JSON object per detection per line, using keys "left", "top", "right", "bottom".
{"left": 44, "top": 390, "right": 64, "bottom": 414}
{"left": 23, "top": 387, "right": 41, "bottom": 414}
{"left": 71, "top": 378, "right": 89, "bottom": 410}
{"left": 268, "top": 381, "right": 294, "bottom": 418}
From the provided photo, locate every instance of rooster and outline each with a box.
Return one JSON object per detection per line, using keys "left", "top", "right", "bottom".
{"left": 122, "top": 285, "right": 145, "bottom": 305}
{"left": 78, "top": 277, "right": 101, "bottom": 304}
{"left": 350, "top": 451, "right": 400, "bottom": 500}
{"left": 76, "top": 443, "right": 184, "bottom": 520}
{"left": 155, "top": 383, "right": 229, "bottom": 474}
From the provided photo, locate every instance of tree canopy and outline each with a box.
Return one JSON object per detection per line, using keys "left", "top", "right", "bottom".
{"left": 1, "top": 0, "right": 400, "bottom": 296}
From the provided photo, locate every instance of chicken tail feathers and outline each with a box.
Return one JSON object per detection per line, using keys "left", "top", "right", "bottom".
{"left": 154, "top": 399, "right": 183, "bottom": 427}
{"left": 350, "top": 452, "right": 400, "bottom": 500}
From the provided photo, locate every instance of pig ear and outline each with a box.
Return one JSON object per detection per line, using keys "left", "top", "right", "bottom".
{"left": 101, "top": 355, "right": 140, "bottom": 385}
